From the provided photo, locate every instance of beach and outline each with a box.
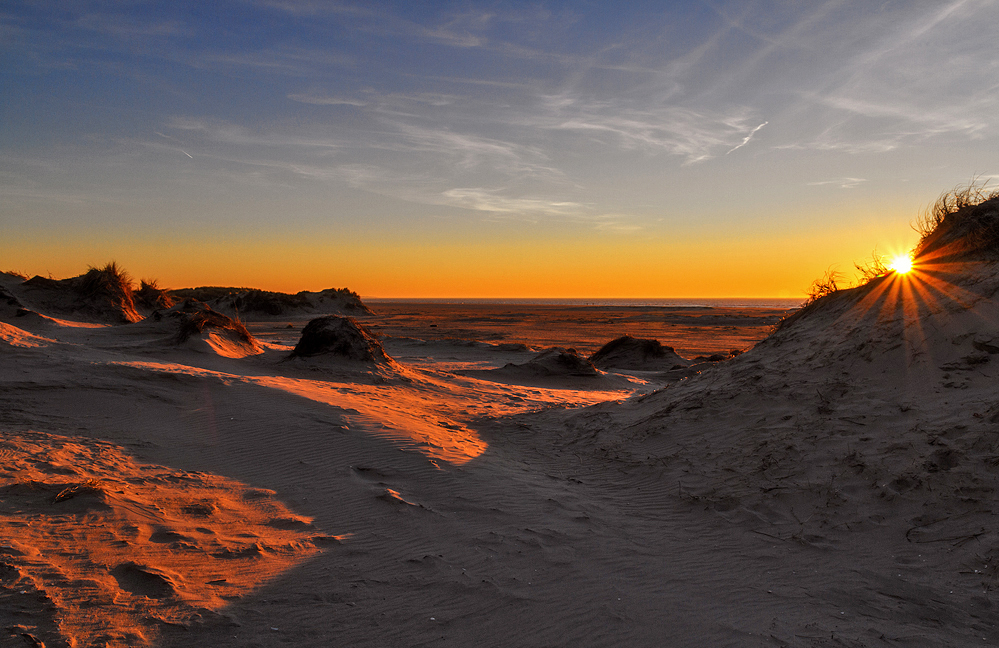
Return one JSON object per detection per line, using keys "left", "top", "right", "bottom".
{"left": 3, "top": 266, "right": 999, "bottom": 647}
{"left": 6, "top": 2, "right": 999, "bottom": 645}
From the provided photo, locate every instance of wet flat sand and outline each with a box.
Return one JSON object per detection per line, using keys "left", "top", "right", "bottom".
{"left": 331, "top": 302, "right": 790, "bottom": 357}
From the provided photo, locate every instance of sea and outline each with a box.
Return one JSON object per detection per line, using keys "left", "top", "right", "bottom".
{"left": 364, "top": 297, "right": 804, "bottom": 309}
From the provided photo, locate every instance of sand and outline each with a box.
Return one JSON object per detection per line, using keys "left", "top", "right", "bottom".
{"left": 3, "top": 266, "right": 999, "bottom": 647}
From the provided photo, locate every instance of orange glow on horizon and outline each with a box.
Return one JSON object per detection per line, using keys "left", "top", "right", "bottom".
{"left": 4, "top": 211, "right": 918, "bottom": 300}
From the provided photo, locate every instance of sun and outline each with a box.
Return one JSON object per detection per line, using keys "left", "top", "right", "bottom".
{"left": 889, "top": 254, "right": 913, "bottom": 274}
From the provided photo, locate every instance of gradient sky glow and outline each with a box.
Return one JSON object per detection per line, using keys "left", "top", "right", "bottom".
{"left": 2, "top": 0, "right": 998, "bottom": 297}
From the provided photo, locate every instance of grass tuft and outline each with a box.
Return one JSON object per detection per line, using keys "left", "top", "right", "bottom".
{"left": 78, "top": 262, "right": 134, "bottom": 299}
{"left": 76, "top": 262, "right": 141, "bottom": 322}
{"left": 853, "top": 249, "right": 890, "bottom": 283}
{"left": 134, "top": 278, "right": 176, "bottom": 310}
{"left": 175, "top": 304, "right": 254, "bottom": 344}
{"left": 913, "top": 177, "right": 999, "bottom": 261}
{"left": 802, "top": 270, "right": 844, "bottom": 308}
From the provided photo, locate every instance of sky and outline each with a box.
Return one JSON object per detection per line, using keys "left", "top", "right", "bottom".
{"left": 2, "top": 0, "right": 998, "bottom": 298}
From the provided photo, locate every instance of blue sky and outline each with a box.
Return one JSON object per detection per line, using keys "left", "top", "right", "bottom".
{"left": 2, "top": 0, "right": 998, "bottom": 296}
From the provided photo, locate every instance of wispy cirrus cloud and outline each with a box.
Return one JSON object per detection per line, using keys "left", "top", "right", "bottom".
{"left": 199, "top": 47, "right": 355, "bottom": 76}
{"left": 753, "top": 0, "right": 999, "bottom": 153}
{"left": 287, "top": 93, "right": 368, "bottom": 107}
{"left": 241, "top": 0, "right": 490, "bottom": 48}
{"left": 381, "top": 120, "right": 562, "bottom": 180}
{"left": 807, "top": 177, "right": 867, "bottom": 189}
{"left": 74, "top": 14, "right": 191, "bottom": 39}
{"left": 437, "top": 188, "right": 642, "bottom": 231}
{"left": 165, "top": 117, "right": 341, "bottom": 151}
{"left": 440, "top": 188, "right": 583, "bottom": 216}
{"left": 542, "top": 98, "right": 764, "bottom": 164}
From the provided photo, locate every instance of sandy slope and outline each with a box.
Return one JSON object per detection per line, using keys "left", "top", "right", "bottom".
{"left": 509, "top": 262, "right": 999, "bottom": 645}
{"left": 3, "top": 263, "right": 998, "bottom": 646}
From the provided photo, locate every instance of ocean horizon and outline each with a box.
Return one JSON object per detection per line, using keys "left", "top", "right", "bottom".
{"left": 363, "top": 297, "right": 805, "bottom": 309}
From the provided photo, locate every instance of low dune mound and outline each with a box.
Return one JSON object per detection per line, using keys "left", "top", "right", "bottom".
{"left": 290, "top": 315, "right": 391, "bottom": 363}
{"left": 21, "top": 263, "right": 142, "bottom": 324}
{"left": 148, "top": 299, "right": 262, "bottom": 358}
{"left": 174, "top": 286, "right": 371, "bottom": 319}
{"left": 589, "top": 335, "right": 689, "bottom": 371}
{"left": 503, "top": 347, "right": 598, "bottom": 377}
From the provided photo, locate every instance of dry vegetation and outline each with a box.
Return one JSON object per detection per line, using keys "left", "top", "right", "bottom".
{"left": 174, "top": 304, "right": 254, "bottom": 345}
{"left": 78, "top": 262, "right": 139, "bottom": 316}
{"left": 914, "top": 179, "right": 999, "bottom": 260}
{"left": 134, "top": 279, "right": 175, "bottom": 310}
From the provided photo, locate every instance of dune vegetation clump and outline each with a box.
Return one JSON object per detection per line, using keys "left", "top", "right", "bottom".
{"left": 512, "top": 347, "right": 599, "bottom": 377}
{"left": 74, "top": 262, "right": 142, "bottom": 323}
{"left": 914, "top": 182, "right": 999, "bottom": 262}
{"left": 802, "top": 270, "right": 845, "bottom": 307}
{"left": 172, "top": 300, "right": 255, "bottom": 346}
{"left": 171, "top": 286, "right": 254, "bottom": 302}
{"left": 133, "top": 279, "right": 175, "bottom": 311}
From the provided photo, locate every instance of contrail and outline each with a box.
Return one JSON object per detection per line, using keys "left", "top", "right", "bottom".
{"left": 180, "top": 149, "right": 193, "bottom": 159}
{"left": 727, "top": 121, "right": 768, "bottom": 154}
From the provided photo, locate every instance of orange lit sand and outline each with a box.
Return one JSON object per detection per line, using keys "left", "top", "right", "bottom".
{"left": 0, "top": 431, "right": 337, "bottom": 647}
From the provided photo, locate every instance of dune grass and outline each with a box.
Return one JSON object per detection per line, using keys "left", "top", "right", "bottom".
{"left": 175, "top": 306, "right": 254, "bottom": 344}
{"left": 76, "top": 262, "right": 142, "bottom": 322}
{"left": 134, "top": 278, "right": 176, "bottom": 310}
{"left": 802, "top": 269, "right": 845, "bottom": 308}
{"left": 78, "top": 262, "right": 134, "bottom": 299}
{"left": 914, "top": 179, "right": 999, "bottom": 261}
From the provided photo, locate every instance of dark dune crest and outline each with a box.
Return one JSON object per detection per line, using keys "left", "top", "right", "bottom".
{"left": 589, "top": 335, "right": 689, "bottom": 371}
{"left": 290, "top": 315, "right": 392, "bottom": 364}
{"left": 174, "top": 286, "right": 371, "bottom": 319}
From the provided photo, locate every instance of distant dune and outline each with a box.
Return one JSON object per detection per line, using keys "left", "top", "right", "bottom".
{"left": 174, "top": 286, "right": 371, "bottom": 319}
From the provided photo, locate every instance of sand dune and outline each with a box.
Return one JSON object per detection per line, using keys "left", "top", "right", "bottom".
{"left": 4, "top": 195, "right": 999, "bottom": 647}
{"left": 175, "top": 287, "right": 371, "bottom": 320}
